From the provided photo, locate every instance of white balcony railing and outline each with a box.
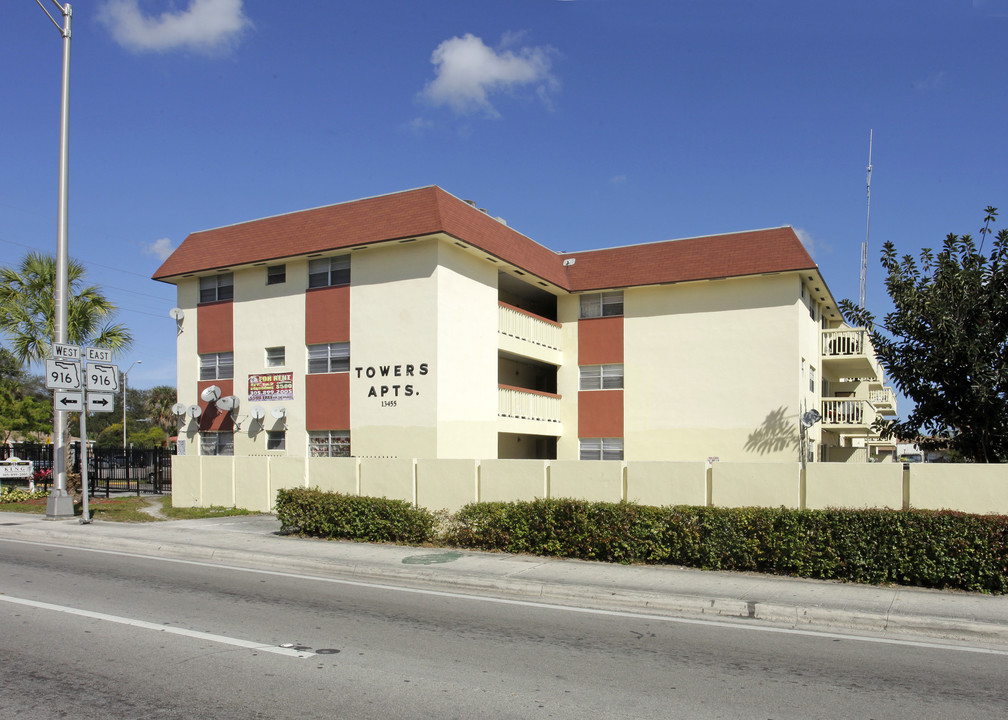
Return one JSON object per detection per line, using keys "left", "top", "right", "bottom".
{"left": 869, "top": 387, "right": 896, "bottom": 409}
{"left": 821, "top": 398, "right": 878, "bottom": 429}
{"left": 822, "top": 327, "right": 871, "bottom": 357}
{"left": 498, "top": 385, "right": 562, "bottom": 424}
{"left": 821, "top": 327, "right": 882, "bottom": 381}
{"left": 498, "top": 302, "right": 562, "bottom": 352}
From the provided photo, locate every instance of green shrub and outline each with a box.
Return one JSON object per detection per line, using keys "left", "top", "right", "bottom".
{"left": 0, "top": 487, "right": 50, "bottom": 503}
{"left": 275, "top": 487, "right": 435, "bottom": 545}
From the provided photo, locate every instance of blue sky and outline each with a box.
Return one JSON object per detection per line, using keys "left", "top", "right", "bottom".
{"left": 2, "top": 0, "right": 1007, "bottom": 394}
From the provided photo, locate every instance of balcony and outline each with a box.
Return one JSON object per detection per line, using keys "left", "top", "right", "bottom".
{"left": 868, "top": 386, "right": 897, "bottom": 416}
{"left": 498, "top": 384, "right": 562, "bottom": 437}
{"left": 821, "top": 327, "right": 882, "bottom": 381}
{"left": 498, "top": 302, "right": 562, "bottom": 365}
{"left": 821, "top": 398, "right": 878, "bottom": 433}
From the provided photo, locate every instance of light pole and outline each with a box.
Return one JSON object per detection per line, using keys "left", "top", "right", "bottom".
{"left": 123, "top": 361, "right": 141, "bottom": 452}
{"left": 36, "top": 1, "right": 74, "bottom": 519}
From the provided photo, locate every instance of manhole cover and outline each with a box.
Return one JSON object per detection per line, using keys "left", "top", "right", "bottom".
{"left": 402, "top": 551, "right": 463, "bottom": 565}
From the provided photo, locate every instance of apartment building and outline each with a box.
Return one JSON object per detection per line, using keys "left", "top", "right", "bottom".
{"left": 153, "top": 186, "right": 896, "bottom": 462}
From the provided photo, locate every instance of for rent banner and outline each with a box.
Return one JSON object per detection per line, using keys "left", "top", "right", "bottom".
{"left": 248, "top": 372, "right": 294, "bottom": 402}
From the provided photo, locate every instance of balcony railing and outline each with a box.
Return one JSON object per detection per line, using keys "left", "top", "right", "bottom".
{"left": 498, "top": 302, "right": 562, "bottom": 352}
{"left": 821, "top": 327, "right": 882, "bottom": 381}
{"left": 498, "top": 385, "right": 562, "bottom": 424}
{"left": 821, "top": 398, "right": 878, "bottom": 430}
{"left": 869, "top": 387, "right": 897, "bottom": 412}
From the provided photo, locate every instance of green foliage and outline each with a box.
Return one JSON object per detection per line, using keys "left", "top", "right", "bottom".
{"left": 275, "top": 487, "right": 436, "bottom": 545}
{"left": 0, "top": 487, "right": 49, "bottom": 503}
{"left": 0, "top": 347, "right": 51, "bottom": 442}
{"left": 840, "top": 207, "right": 1008, "bottom": 462}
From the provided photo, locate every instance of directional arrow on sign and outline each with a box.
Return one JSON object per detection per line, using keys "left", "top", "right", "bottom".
{"left": 87, "top": 393, "right": 115, "bottom": 413}
{"left": 54, "top": 391, "right": 83, "bottom": 412}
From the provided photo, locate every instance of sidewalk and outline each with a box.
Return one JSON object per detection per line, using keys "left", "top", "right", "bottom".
{"left": 1, "top": 509, "right": 1006, "bottom": 650}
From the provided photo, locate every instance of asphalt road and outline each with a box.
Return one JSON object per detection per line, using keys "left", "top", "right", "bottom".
{"left": 1, "top": 539, "right": 1005, "bottom": 719}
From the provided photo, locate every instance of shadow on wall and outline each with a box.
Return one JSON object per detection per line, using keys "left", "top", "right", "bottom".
{"left": 744, "top": 406, "right": 799, "bottom": 458}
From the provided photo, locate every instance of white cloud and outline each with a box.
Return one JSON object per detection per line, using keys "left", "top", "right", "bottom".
{"left": 143, "top": 237, "right": 176, "bottom": 262}
{"left": 421, "top": 33, "right": 558, "bottom": 117}
{"left": 794, "top": 227, "right": 830, "bottom": 260}
{"left": 99, "top": 0, "right": 251, "bottom": 53}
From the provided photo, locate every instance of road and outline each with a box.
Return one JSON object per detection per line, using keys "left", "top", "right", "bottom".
{"left": 0, "top": 538, "right": 1005, "bottom": 719}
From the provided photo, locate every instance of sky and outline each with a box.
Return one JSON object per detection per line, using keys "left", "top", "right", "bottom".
{"left": 2, "top": 0, "right": 1007, "bottom": 396}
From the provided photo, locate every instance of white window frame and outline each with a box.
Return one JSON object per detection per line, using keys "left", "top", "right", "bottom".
{"left": 199, "top": 273, "right": 233, "bottom": 303}
{"left": 309, "top": 430, "right": 351, "bottom": 458}
{"left": 308, "top": 255, "right": 350, "bottom": 289}
{"left": 307, "top": 343, "right": 350, "bottom": 374}
{"left": 579, "top": 364, "right": 624, "bottom": 391}
{"left": 265, "top": 346, "right": 285, "bottom": 368}
{"left": 579, "top": 291, "right": 623, "bottom": 319}
{"left": 199, "top": 352, "right": 234, "bottom": 381}
{"left": 579, "top": 437, "right": 623, "bottom": 461}
{"left": 200, "top": 432, "right": 234, "bottom": 456}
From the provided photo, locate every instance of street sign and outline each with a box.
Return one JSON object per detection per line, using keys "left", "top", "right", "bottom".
{"left": 51, "top": 342, "right": 80, "bottom": 360}
{"left": 45, "top": 359, "right": 81, "bottom": 390}
{"left": 87, "top": 393, "right": 115, "bottom": 413}
{"left": 54, "top": 390, "right": 83, "bottom": 412}
{"left": 85, "top": 346, "right": 112, "bottom": 363}
{"left": 86, "top": 362, "right": 120, "bottom": 392}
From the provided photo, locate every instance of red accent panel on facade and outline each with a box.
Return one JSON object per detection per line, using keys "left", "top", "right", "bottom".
{"left": 197, "top": 301, "right": 233, "bottom": 354}
{"left": 197, "top": 379, "right": 234, "bottom": 432}
{"left": 305, "top": 285, "right": 350, "bottom": 344}
{"left": 305, "top": 373, "right": 350, "bottom": 430}
{"left": 578, "top": 316, "right": 624, "bottom": 365}
{"left": 578, "top": 390, "right": 624, "bottom": 438}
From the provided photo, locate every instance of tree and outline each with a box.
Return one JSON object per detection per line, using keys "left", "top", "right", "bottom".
{"left": 147, "top": 385, "right": 179, "bottom": 433}
{"left": 0, "top": 347, "right": 51, "bottom": 442}
{"left": 0, "top": 251, "right": 133, "bottom": 366}
{"left": 840, "top": 207, "right": 1008, "bottom": 462}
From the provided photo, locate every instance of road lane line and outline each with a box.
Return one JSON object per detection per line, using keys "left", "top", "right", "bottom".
{"left": 0, "top": 593, "right": 314, "bottom": 658}
{"left": 2, "top": 536, "right": 1006, "bottom": 657}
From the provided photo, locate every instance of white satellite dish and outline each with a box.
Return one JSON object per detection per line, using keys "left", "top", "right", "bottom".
{"left": 801, "top": 409, "right": 822, "bottom": 428}
{"left": 251, "top": 406, "right": 266, "bottom": 421}
{"left": 200, "top": 385, "right": 221, "bottom": 403}
{"left": 172, "top": 402, "right": 186, "bottom": 416}
{"left": 270, "top": 406, "right": 287, "bottom": 419}
{"left": 169, "top": 307, "right": 184, "bottom": 321}
{"left": 187, "top": 404, "right": 202, "bottom": 419}
{"left": 216, "top": 395, "right": 239, "bottom": 413}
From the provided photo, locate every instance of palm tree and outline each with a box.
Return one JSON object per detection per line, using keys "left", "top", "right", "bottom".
{"left": 0, "top": 251, "right": 133, "bottom": 365}
{"left": 147, "top": 385, "right": 179, "bottom": 433}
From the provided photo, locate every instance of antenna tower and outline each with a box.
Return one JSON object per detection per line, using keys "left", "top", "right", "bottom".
{"left": 859, "top": 130, "right": 873, "bottom": 309}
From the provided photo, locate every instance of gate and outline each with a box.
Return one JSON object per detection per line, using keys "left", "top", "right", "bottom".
{"left": 0, "top": 443, "right": 173, "bottom": 495}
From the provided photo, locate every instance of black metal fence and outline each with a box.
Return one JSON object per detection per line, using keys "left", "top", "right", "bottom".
{"left": 1, "top": 442, "right": 173, "bottom": 496}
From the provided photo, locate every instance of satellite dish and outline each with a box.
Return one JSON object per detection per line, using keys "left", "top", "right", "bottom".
{"left": 270, "top": 406, "right": 286, "bottom": 419}
{"left": 200, "top": 385, "right": 221, "bottom": 403}
{"left": 187, "top": 404, "right": 202, "bottom": 419}
{"left": 251, "top": 406, "right": 266, "bottom": 421}
{"left": 169, "top": 307, "right": 184, "bottom": 321}
{"left": 801, "top": 409, "right": 822, "bottom": 428}
{"left": 216, "top": 395, "right": 239, "bottom": 412}
{"left": 171, "top": 402, "right": 187, "bottom": 416}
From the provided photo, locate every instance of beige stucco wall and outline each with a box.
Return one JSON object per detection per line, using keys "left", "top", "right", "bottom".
{"left": 549, "top": 460, "right": 623, "bottom": 502}
{"left": 624, "top": 275, "right": 804, "bottom": 463}
{"left": 174, "top": 278, "right": 200, "bottom": 452}
{"left": 268, "top": 457, "right": 307, "bottom": 510}
{"left": 555, "top": 294, "right": 580, "bottom": 460}
{"left": 625, "top": 462, "right": 707, "bottom": 506}
{"left": 200, "top": 456, "right": 235, "bottom": 507}
{"left": 479, "top": 459, "right": 548, "bottom": 502}
{"left": 233, "top": 259, "right": 308, "bottom": 456}
{"left": 416, "top": 459, "right": 479, "bottom": 511}
{"left": 711, "top": 462, "right": 800, "bottom": 508}
{"left": 805, "top": 462, "right": 903, "bottom": 510}
{"left": 307, "top": 457, "right": 358, "bottom": 495}
{"left": 359, "top": 457, "right": 415, "bottom": 502}
{"left": 170, "top": 455, "right": 201, "bottom": 507}
{"left": 909, "top": 464, "right": 1008, "bottom": 514}
{"left": 234, "top": 455, "right": 271, "bottom": 512}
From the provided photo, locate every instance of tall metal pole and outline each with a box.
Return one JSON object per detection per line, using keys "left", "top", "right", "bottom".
{"left": 123, "top": 361, "right": 141, "bottom": 452}
{"left": 859, "top": 129, "right": 873, "bottom": 310}
{"left": 39, "top": 1, "right": 75, "bottom": 519}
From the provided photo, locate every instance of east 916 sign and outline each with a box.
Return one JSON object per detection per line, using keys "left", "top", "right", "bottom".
{"left": 86, "top": 363, "right": 120, "bottom": 392}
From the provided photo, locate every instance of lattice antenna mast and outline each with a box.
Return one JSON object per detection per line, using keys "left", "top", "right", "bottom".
{"left": 859, "top": 130, "right": 873, "bottom": 309}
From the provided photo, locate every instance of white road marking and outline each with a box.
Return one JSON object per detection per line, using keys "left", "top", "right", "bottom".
{"left": 0, "top": 593, "right": 314, "bottom": 658}
{"left": 2, "top": 536, "right": 1006, "bottom": 657}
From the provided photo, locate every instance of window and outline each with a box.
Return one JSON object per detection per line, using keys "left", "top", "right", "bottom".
{"left": 199, "top": 273, "right": 233, "bottom": 303}
{"left": 266, "top": 431, "right": 286, "bottom": 451}
{"left": 267, "top": 265, "right": 286, "bottom": 285}
{"left": 200, "top": 432, "right": 233, "bottom": 456}
{"left": 309, "top": 430, "right": 350, "bottom": 457}
{"left": 579, "top": 291, "right": 623, "bottom": 319}
{"left": 200, "top": 352, "right": 234, "bottom": 381}
{"left": 579, "top": 364, "right": 624, "bottom": 390}
{"left": 809, "top": 365, "right": 817, "bottom": 393}
{"left": 308, "top": 255, "right": 350, "bottom": 288}
{"left": 307, "top": 343, "right": 349, "bottom": 374}
{"left": 579, "top": 437, "right": 623, "bottom": 461}
{"left": 265, "top": 346, "right": 285, "bottom": 367}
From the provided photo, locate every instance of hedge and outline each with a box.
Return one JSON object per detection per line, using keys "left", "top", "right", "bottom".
{"left": 274, "top": 489, "right": 1008, "bottom": 594}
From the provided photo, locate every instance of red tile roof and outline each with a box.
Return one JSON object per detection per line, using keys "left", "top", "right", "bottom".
{"left": 152, "top": 186, "right": 817, "bottom": 291}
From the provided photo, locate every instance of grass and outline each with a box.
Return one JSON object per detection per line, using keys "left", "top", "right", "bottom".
{"left": 0, "top": 492, "right": 258, "bottom": 522}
